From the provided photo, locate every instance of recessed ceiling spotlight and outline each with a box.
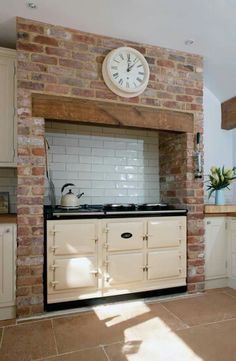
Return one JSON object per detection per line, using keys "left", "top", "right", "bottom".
{"left": 26, "top": 1, "right": 37, "bottom": 9}
{"left": 185, "top": 39, "right": 195, "bottom": 46}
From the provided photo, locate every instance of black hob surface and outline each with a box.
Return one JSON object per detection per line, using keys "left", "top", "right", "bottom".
{"left": 45, "top": 203, "right": 187, "bottom": 219}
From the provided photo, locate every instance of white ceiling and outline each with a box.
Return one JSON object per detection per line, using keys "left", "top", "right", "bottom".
{"left": 0, "top": 0, "right": 235, "bottom": 102}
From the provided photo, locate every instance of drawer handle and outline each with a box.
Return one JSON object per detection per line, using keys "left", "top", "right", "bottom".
{"left": 50, "top": 281, "right": 59, "bottom": 288}
{"left": 50, "top": 264, "right": 59, "bottom": 270}
{"left": 90, "top": 270, "right": 98, "bottom": 276}
{"left": 5, "top": 228, "right": 10, "bottom": 233}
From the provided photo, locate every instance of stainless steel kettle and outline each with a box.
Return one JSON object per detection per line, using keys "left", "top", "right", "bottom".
{"left": 60, "top": 183, "right": 84, "bottom": 208}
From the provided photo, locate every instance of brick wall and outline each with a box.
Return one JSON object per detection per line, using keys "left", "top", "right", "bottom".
{"left": 16, "top": 17, "right": 204, "bottom": 317}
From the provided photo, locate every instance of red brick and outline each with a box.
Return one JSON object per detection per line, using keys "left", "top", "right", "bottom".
{"left": 72, "top": 33, "right": 96, "bottom": 45}
{"left": 31, "top": 54, "right": 57, "bottom": 65}
{"left": 32, "top": 147, "right": 45, "bottom": 156}
{"left": 46, "top": 46, "right": 70, "bottom": 57}
{"left": 176, "top": 95, "right": 193, "bottom": 102}
{"left": 178, "top": 64, "right": 194, "bottom": 72}
{"left": 72, "top": 88, "right": 95, "bottom": 97}
{"left": 18, "top": 61, "right": 47, "bottom": 72}
{"left": 17, "top": 80, "right": 44, "bottom": 91}
{"left": 157, "top": 60, "right": 175, "bottom": 68}
{"left": 32, "top": 167, "right": 44, "bottom": 176}
{"left": 34, "top": 35, "right": 59, "bottom": 46}
{"left": 31, "top": 73, "right": 57, "bottom": 83}
{"left": 45, "top": 84, "right": 70, "bottom": 94}
{"left": 59, "top": 58, "right": 81, "bottom": 68}
{"left": 17, "top": 22, "right": 44, "bottom": 34}
{"left": 32, "top": 186, "right": 44, "bottom": 195}
{"left": 17, "top": 42, "right": 44, "bottom": 53}
{"left": 59, "top": 77, "right": 83, "bottom": 87}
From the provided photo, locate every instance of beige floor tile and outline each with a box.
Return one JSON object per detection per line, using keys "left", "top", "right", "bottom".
{"left": 53, "top": 301, "right": 187, "bottom": 354}
{"left": 176, "top": 318, "right": 236, "bottom": 361}
{"left": 0, "top": 320, "right": 57, "bottom": 361}
{"left": 53, "top": 312, "right": 126, "bottom": 354}
{"left": 0, "top": 319, "right": 16, "bottom": 327}
{"left": 41, "top": 347, "right": 107, "bottom": 361}
{"left": 161, "top": 292, "right": 236, "bottom": 326}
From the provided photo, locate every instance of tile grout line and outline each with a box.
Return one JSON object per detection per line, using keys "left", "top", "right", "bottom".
{"left": 0, "top": 327, "right": 4, "bottom": 349}
{"left": 102, "top": 345, "right": 112, "bottom": 361}
{"left": 34, "top": 345, "right": 110, "bottom": 361}
{"left": 160, "top": 303, "right": 189, "bottom": 329}
{"left": 50, "top": 319, "right": 59, "bottom": 356}
{"left": 222, "top": 291, "right": 236, "bottom": 300}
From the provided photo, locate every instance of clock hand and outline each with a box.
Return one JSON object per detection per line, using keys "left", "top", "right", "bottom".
{"left": 127, "top": 59, "right": 139, "bottom": 72}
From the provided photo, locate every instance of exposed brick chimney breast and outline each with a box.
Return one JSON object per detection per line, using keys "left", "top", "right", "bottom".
{"left": 16, "top": 17, "right": 204, "bottom": 317}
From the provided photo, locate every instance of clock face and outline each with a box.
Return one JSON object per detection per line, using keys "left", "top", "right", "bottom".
{"left": 102, "top": 47, "right": 150, "bottom": 98}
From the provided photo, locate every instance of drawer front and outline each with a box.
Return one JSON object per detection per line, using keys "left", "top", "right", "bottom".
{"left": 52, "top": 222, "right": 97, "bottom": 255}
{"left": 147, "top": 250, "right": 182, "bottom": 280}
{"left": 105, "top": 221, "right": 144, "bottom": 251}
{"left": 51, "top": 256, "right": 98, "bottom": 291}
{"left": 106, "top": 252, "right": 144, "bottom": 286}
{"left": 147, "top": 218, "right": 184, "bottom": 248}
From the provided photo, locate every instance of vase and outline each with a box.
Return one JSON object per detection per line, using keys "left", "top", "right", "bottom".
{"left": 215, "top": 189, "right": 225, "bottom": 205}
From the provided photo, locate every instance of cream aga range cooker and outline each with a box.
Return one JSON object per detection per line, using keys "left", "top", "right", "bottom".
{"left": 44, "top": 203, "right": 187, "bottom": 311}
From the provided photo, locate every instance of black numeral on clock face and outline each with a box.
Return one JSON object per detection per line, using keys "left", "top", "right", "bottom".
{"left": 113, "top": 73, "right": 119, "bottom": 79}
{"left": 137, "top": 77, "right": 142, "bottom": 83}
{"left": 119, "top": 79, "right": 123, "bottom": 85}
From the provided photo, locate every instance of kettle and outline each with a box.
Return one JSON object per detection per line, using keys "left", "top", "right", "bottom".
{"left": 60, "top": 183, "right": 84, "bottom": 208}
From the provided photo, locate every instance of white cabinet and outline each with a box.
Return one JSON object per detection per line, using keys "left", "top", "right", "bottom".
{"left": 205, "top": 217, "right": 228, "bottom": 288}
{"left": 0, "top": 47, "right": 16, "bottom": 167}
{"left": 0, "top": 224, "right": 16, "bottom": 320}
{"left": 47, "top": 216, "right": 187, "bottom": 304}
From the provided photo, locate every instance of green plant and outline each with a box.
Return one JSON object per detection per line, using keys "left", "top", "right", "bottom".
{"left": 207, "top": 166, "right": 236, "bottom": 198}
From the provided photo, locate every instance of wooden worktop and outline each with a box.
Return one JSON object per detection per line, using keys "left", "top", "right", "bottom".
{"left": 204, "top": 204, "right": 236, "bottom": 216}
{"left": 0, "top": 214, "right": 17, "bottom": 224}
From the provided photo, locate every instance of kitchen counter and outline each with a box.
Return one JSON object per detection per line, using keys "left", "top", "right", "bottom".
{"left": 204, "top": 204, "right": 236, "bottom": 216}
{"left": 0, "top": 214, "right": 17, "bottom": 224}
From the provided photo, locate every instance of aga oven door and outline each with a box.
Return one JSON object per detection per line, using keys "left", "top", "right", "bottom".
{"left": 50, "top": 256, "right": 98, "bottom": 291}
{"left": 47, "top": 220, "right": 99, "bottom": 301}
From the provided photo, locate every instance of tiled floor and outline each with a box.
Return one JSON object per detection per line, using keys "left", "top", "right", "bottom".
{"left": 1, "top": 288, "right": 236, "bottom": 361}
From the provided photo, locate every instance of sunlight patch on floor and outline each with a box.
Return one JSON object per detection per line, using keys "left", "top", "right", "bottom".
{"left": 121, "top": 332, "right": 204, "bottom": 361}
{"left": 93, "top": 300, "right": 150, "bottom": 326}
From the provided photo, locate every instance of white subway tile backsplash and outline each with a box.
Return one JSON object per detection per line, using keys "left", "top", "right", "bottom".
{"left": 91, "top": 148, "right": 115, "bottom": 157}
{"left": 45, "top": 123, "right": 160, "bottom": 205}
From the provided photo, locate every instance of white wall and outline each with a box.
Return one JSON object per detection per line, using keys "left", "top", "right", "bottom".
{"left": 204, "top": 87, "right": 234, "bottom": 203}
{"left": 45, "top": 122, "right": 160, "bottom": 206}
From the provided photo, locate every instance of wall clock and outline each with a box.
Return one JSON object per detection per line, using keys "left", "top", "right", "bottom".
{"left": 102, "top": 46, "right": 150, "bottom": 98}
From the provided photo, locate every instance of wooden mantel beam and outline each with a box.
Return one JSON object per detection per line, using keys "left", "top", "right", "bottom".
{"left": 32, "top": 93, "right": 194, "bottom": 133}
{"left": 221, "top": 96, "right": 236, "bottom": 130}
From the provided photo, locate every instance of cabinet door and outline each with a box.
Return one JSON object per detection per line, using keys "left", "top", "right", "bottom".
{"left": 147, "top": 218, "right": 184, "bottom": 249}
{"left": 52, "top": 222, "right": 97, "bottom": 255}
{"left": 105, "top": 220, "right": 144, "bottom": 251}
{"left": 0, "top": 225, "right": 15, "bottom": 305}
{"left": 106, "top": 252, "right": 144, "bottom": 286}
{"left": 147, "top": 250, "right": 181, "bottom": 280}
{"left": 205, "top": 217, "right": 227, "bottom": 279}
{"left": 51, "top": 256, "right": 98, "bottom": 291}
{"left": 0, "top": 51, "right": 15, "bottom": 165}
